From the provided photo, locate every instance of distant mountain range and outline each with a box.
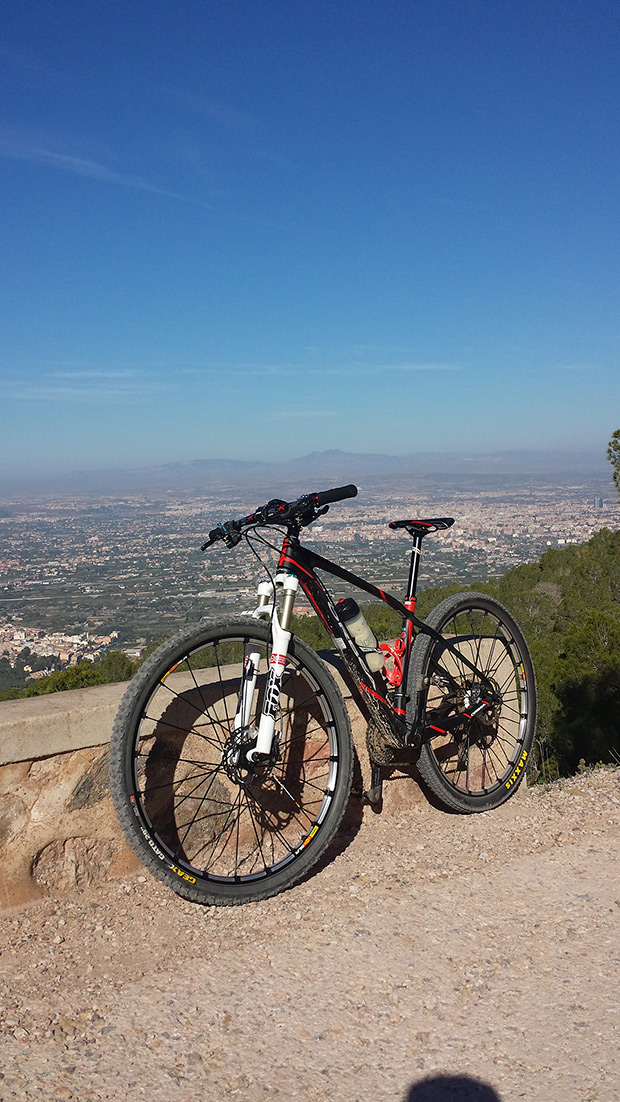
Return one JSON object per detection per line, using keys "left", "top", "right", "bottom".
{"left": 1, "top": 448, "right": 611, "bottom": 496}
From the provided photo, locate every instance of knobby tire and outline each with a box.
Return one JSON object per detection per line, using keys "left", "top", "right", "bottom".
{"left": 109, "top": 619, "right": 353, "bottom": 905}
{"left": 407, "top": 593, "right": 536, "bottom": 812}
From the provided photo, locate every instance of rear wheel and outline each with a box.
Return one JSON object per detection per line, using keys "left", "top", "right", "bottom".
{"left": 109, "top": 619, "right": 353, "bottom": 905}
{"left": 407, "top": 593, "right": 536, "bottom": 812}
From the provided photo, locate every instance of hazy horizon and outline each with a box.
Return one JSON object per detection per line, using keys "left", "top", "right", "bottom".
{"left": 0, "top": 445, "right": 613, "bottom": 499}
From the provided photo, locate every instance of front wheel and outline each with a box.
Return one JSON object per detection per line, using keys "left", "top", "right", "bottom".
{"left": 109, "top": 619, "right": 353, "bottom": 905}
{"left": 407, "top": 593, "right": 536, "bottom": 812}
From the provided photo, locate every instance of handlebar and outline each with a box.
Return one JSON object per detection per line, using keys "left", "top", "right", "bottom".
{"left": 201, "top": 484, "right": 358, "bottom": 550}
{"left": 314, "top": 484, "right": 357, "bottom": 507}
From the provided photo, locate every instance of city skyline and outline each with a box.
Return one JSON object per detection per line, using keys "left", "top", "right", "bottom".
{"left": 2, "top": 1, "right": 619, "bottom": 477}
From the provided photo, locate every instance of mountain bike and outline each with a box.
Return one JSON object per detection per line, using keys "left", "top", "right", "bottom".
{"left": 110, "top": 484, "right": 536, "bottom": 906}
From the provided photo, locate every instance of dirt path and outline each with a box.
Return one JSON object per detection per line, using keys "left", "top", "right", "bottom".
{"left": 1, "top": 769, "right": 619, "bottom": 1102}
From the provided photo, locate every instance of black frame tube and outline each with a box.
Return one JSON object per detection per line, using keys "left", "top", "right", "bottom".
{"left": 277, "top": 535, "right": 498, "bottom": 745}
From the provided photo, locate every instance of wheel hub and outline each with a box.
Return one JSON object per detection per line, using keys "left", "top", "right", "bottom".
{"left": 222, "top": 728, "right": 280, "bottom": 785}
{"left": 462, "top": 681, "right": 501, "bottom": 746}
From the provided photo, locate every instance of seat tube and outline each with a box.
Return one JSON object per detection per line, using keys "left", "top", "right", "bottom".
{"left": 394, "top": 535, "right": 424, "bottom": 716}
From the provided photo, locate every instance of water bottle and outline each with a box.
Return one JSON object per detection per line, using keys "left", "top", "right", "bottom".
{"left": 336, "top": 598, "right": 385, "bottom": 672}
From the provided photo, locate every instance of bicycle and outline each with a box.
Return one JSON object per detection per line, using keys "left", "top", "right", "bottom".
{"left": 109, "top": 484, "right": 536, "bottom": 906}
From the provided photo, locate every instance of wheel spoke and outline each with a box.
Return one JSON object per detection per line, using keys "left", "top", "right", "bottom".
{"left": 112, "top": 624, "right": 352, "bottom": 898}
{"left": 414, "top": 595, "right": 536, "bottom": 807}
{"left": 142, "top": 715, "right": 223, "bottom": 752}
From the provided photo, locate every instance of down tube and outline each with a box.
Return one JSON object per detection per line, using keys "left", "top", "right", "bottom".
{"left": 278, "top": 545, "right": 408, "bottom": 742}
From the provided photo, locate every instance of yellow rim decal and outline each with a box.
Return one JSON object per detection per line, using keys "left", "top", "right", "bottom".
{"left": 161, "top": 662, "right": 180, "bottom": 683}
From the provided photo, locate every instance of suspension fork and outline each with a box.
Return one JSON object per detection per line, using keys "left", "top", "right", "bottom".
{"left": 244, "top": 573, "right": 299, "bottom": 761}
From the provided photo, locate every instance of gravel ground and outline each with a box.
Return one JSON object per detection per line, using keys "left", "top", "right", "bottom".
{"left": 1, "top": 769, "right": 619, "bottom": 1102}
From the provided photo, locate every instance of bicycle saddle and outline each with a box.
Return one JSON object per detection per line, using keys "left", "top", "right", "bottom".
{"left": 388, "top": 516, "right": 455, "bottom": 537}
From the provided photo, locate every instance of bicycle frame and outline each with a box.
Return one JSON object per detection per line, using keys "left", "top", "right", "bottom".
{"left": 240, "top": 526, "right": 501, "bottom": 764}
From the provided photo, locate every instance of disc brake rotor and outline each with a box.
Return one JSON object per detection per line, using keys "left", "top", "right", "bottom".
{"left": 222, "top": 728, "right": 280, "bottom": 785}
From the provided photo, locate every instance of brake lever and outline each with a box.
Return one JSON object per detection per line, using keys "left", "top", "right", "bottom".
{"left": 220, "top": 520, "right": 242, "bottom": 548}
{"left": 201, "top": 496, "right": 329, "bottom": 552}
{"left": 201, "top": 526, "right": 226, "bottom": 551}
{"left": 201, "top": 519, "right": 243, "bottom": 551}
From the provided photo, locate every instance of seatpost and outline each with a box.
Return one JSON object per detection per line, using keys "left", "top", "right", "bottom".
{"left": 405, "top": 532, "right": 424, "bottom": 608}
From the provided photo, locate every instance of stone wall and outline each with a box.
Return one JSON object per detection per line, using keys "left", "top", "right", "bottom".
{"left": 0, "top": 683, "right": 142, "bottom": 911}
{"left": 0, "top": 665, "right": 425, "bottom": 912}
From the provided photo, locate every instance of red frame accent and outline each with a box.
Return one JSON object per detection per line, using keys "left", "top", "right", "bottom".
{"left": 378, "top": 596, "right": 416, "bottom": 688}
{"left": 359, "top": 681, "right": 390, "bottom": 707}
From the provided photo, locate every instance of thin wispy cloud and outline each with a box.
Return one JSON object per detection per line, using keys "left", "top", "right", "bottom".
{"left": 387, "top": 363, "right": 459, "bottom": 372}
{"left": 50, "top": 370, "right": 143, "bottom": 380}
{"left": 171, "top": 90, "right": 286, "bottom": 168}
{"left": 271, "top": 409, "right": 340, "bottom": 419}
{"left": 0, "top": 127, "right": 215, "bottom": 208}
{"left": 176, "top": 92, "right": 258, "bottom": 135}
{"left": 0, "top": 125, "right": 292, "bottom": 229}
{"left": 431, "top": 196, "right": 472, "bottom": 211}
{"left": 549, "top": 362, "right": 600, "bottom": 372}
{"left": 1, "top": 359, "right": 461, "bottom": 406}
{"left": 3, "top": 368, "right": 170, "bottom": 403}
{"left": 177, "top": 361, "right": 460, "bottom": 377}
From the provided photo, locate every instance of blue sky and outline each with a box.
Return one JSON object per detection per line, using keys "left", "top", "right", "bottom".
{"left": 1, "top": 0, "right": 618, "bottom": 477}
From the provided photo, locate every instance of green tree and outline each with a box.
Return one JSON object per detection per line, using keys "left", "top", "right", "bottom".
{"left": 364, "top": 602, "right": 401, "bottom": 641}
{"left": 290, "top": 614, "right": 330, "bottom": 650}
{"left": 608, "top": 429, "right": 620, "bottom": 496}
{"left": 551, "top": 608, "right": 620, "bottom": 771}
{"left": 0, "top": 651, "right": 139, "bottom": 700}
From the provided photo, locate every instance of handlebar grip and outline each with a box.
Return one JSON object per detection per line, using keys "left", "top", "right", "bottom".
{"left": 201, "top": 525, "right": 226, "bottom": 550}
{"left": 314, "top": 484, "right": 358, "bottom": 507}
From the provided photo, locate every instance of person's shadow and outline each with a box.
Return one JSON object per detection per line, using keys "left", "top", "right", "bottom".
{"left": 405, "top": 1074, "right": 502, "bottom": 1101}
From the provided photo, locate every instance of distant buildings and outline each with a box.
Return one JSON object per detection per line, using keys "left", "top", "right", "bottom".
{"left": 0, "top": 621, "right": 118, "bottom": 670}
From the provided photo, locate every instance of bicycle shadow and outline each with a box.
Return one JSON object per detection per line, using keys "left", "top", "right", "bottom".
{"left": 404, "top": 1074, "right": 503, "bottom": 1101}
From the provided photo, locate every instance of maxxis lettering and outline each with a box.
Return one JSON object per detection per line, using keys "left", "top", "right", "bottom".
{"left": 505, "top": 749, "right": 528, "bottom": 789}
